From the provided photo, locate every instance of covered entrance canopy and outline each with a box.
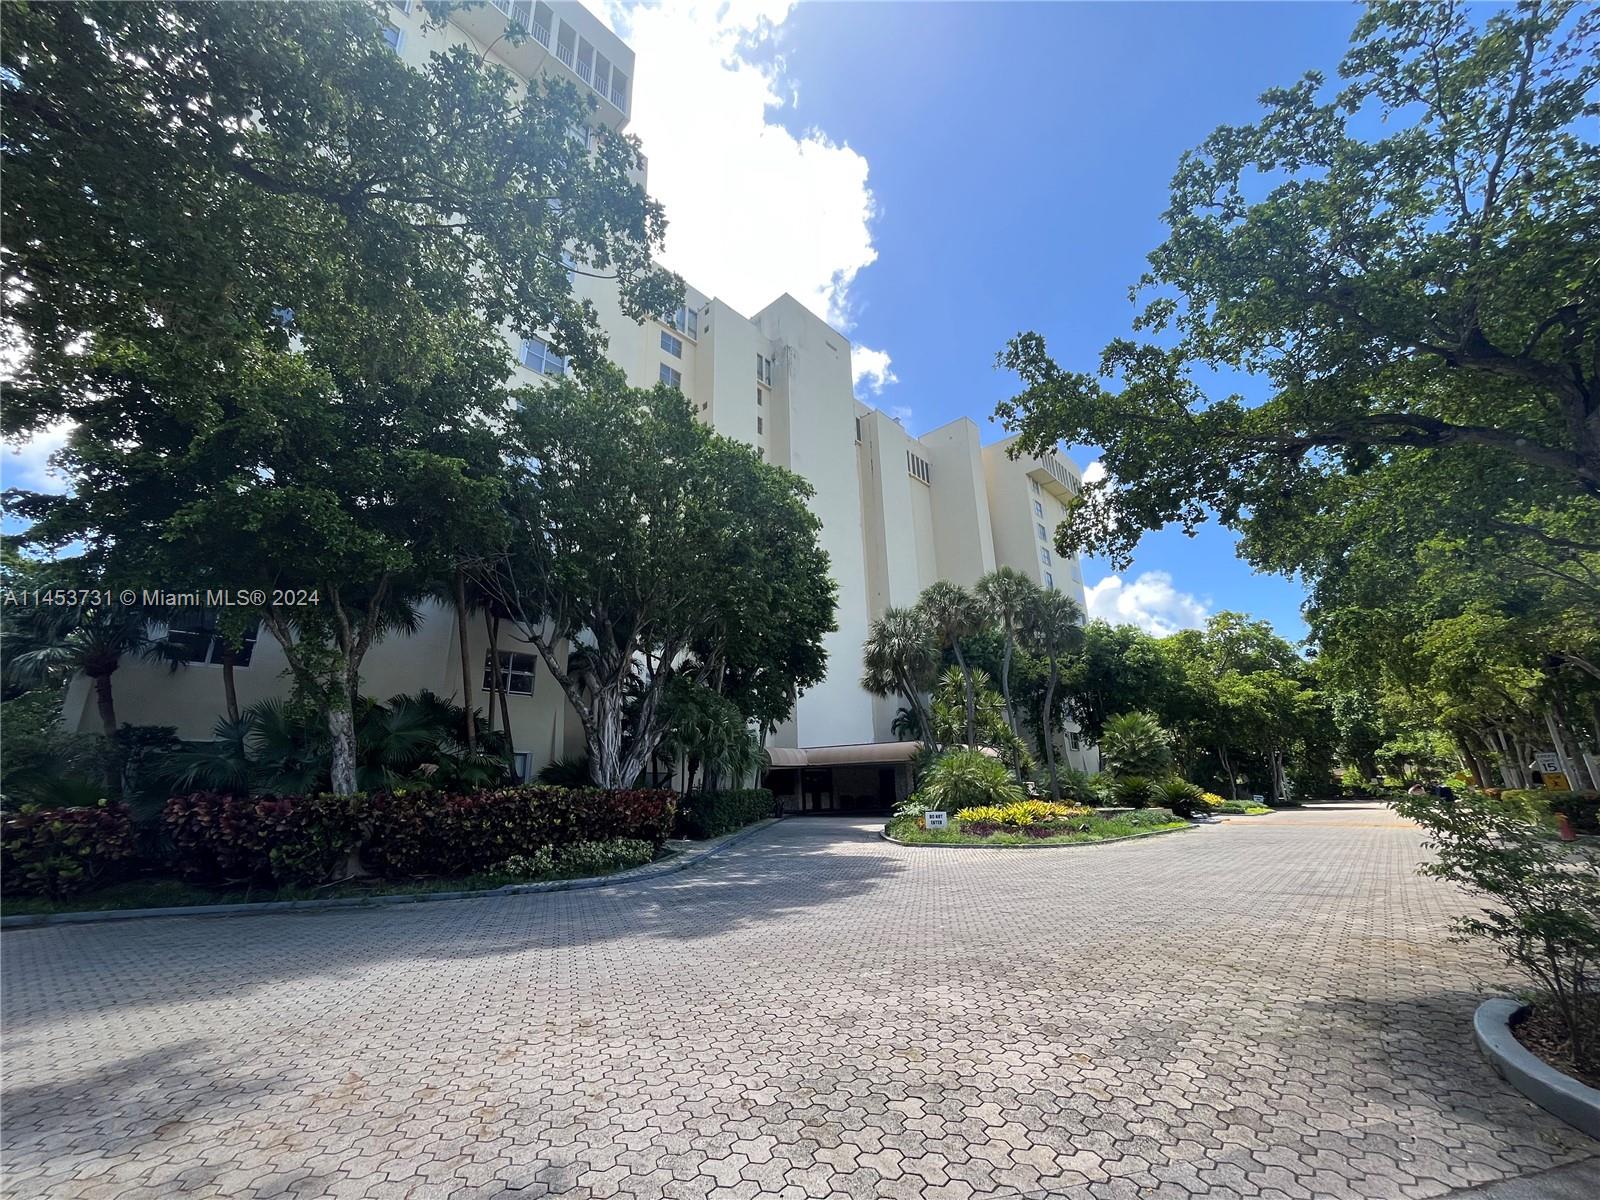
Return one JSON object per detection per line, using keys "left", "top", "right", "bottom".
{"left": 762, "top": 742, "right": 920, "bottom": 816}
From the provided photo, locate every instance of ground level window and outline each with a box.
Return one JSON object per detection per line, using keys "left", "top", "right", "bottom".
{"left": 512, "top": 752, "right": 532, "bottom": 782}
{"left": 165, "top": 613, "right": 259, "bottom": 666}
{"left": 483, "top": 650, "right": 537, "bottom": 696}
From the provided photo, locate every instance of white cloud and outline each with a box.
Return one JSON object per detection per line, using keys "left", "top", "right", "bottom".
{"left": 2, "top": 420, "right": 75, "bottom": 495}
{"left": 600, "top": 1, "right": 886, "bottom": 340}
{"left": 1084, "top": 570, "right": 1209, "bottom": 637}
{"left": 1080, "top": 459, "right": 1107, "bottom": 487}
{"left": 851, "top": 345, "right": 897, "bottom": 397}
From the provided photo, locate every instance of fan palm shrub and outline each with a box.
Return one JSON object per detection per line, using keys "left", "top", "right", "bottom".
{"left": 1154, "top": 777, "right": 1209, "bottom": 818}
{"left": 1110, "top": 774, "right": 1155, "bottom": 808}
{"left": 1100, "top": 711, "right": 1175, "bottom": 778}
{"left": 918, "top": 747, "right": 1026, "bottom": 813}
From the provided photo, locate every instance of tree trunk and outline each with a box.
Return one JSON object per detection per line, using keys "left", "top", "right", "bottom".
{"left": 454, "top": 570, "right": 477, "bottom": 753}
{"left": 327, "top": 702, "right": 358, "bottom": 796}
{"left": 952, "top": 641, "right": 977, "bottom": 747}
{"left": 92, "top": 671, "right": 119, "bottom": 794}
{"left": 1217, "top": 745, "right": 1237, "bottom": 801}
{"left": 92, "top": 671, "right": 117, "bottom": 741}
{"left": 1041, "top": 662, "right": 1060, "bottom": 802}
{"left": 1553, "top": 697, "right": 1598, "bottom": 791}
{"left": 220, "top": 647, "right": 240, "bottom": 724}
{"left": 493, "top": 619, "right": 512, "bottom": 749}
{"left": 999, "top": 630, "right": 1016, "bottom": 735}
{"left": 482, "top": 612, "right": 497, "bottom": 734}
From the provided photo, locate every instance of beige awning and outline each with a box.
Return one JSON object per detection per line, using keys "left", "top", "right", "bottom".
{"left": 764, "top": 741, "right": 922, "bottom": 769}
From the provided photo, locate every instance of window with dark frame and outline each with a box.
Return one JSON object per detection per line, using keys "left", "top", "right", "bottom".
{"left": 483, "top": 650, "right": 537, "bottom": 696}
{"left": 165, "top": 612, "right": 259, "bottom": 667}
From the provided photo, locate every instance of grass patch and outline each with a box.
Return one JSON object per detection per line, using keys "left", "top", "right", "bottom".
{"left": 887, "top": 811, "right": 1189, "bottom": 847}
{"left": 1211, "top": 802, "right": 1273, "bottom": 815}
{"left": 1, "top": 848, "right": 675, "bottom": 917}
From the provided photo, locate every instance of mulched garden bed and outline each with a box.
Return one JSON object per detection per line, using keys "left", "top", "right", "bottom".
{"left": 1513, "top": 1001, "right": 1600, "bottom": 1091}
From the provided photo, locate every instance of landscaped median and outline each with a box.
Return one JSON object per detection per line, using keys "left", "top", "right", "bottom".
{"left": 1, "top": 785, "right": 782, "bottom": 922}
{"left": 885, "top": 800, "right": 1191, "bottom": 848}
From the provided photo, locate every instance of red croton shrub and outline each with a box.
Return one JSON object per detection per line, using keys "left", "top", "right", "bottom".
{"left": 0, "top": 802, "right": 137, "bottom": 898}
{"left": 165, "top": 785, "right": 679, "bottom": 888}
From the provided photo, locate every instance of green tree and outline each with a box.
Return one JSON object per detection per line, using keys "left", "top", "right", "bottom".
{"left": 480, "top": 369, "right": 834, "bottom": 790}
{"left": 1099, "top": 712, "right": 1174, "bottom": 779}
{"left": 916, "top": 581, "right": 986, "bottom": 747}
{"left": 862, "top": 608, "right": 942, "bottom": 755}
{"left": 1022, "top": 589, "right": 1085, "bottom": 802}
{"left": 975, "top": 567, "right": 1040, "bottom": 737}
{"left": 997, "top": 3, "right": 1598, "bottom": 573}
{"left": 2, "top": 1, "right": 681, "bottom": 793}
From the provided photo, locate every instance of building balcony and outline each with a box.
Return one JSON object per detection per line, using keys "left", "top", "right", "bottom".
{"left": 451, "top": 1, "right": 631, "bottom": 122}
{"left": 1026, "top": 453, "right": 1079, "bottom": 503}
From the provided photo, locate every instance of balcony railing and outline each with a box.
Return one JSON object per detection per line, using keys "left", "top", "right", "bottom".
{"left": 576, "top": 60, "right": 592, "bottom": 85}
{"left": 532, "top": 21, "right": 550, "bottom": 48}
{"left": 610, "top": 83, "right": 627, "bottom": 110}
{"left": 556, "top": 42, "right": 573, "bottom": 68}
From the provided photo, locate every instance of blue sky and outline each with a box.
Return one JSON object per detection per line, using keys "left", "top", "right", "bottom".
{"left": 771, "top": 1, "right": 1370, "bottom": 643}
{"left": 606, "top": 0, "right": 1374, "bottom": 644}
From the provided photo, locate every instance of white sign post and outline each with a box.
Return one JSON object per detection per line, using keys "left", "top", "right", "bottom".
{"left": 923, "top": 811, "right": 949, "bottom": 830}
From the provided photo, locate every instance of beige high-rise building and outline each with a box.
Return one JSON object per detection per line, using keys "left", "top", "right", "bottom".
{"left": 62, "top": 0, "right": 1094, "bottom": 810}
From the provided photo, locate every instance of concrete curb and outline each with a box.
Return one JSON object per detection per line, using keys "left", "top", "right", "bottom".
{"left": 879, "top": 822, "right": 1196, "bottom": 850}
{"left": 0, "top": 818, "right": 785, "bottom": 930}
{"left": 1475, "top": 997, "right": 1600, "bottom": 1140}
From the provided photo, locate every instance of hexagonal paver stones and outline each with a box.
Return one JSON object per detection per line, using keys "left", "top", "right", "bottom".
{"left": 4, "top": 807, "right": 1597, "bottom": 1198}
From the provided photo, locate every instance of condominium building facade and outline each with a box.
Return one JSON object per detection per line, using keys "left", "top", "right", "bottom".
{"left": 62, "top": 0, "right": 1093, "bottom": 808}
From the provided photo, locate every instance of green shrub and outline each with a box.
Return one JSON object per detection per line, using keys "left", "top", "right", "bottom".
{"left": 491, "top": 848, "right": 556, "bottom": 881}
{"left": 555, "top": 838, "right": 655, "bottom": 875}
{"left": 1497, "top": 789, "right": 1600, "bottom": 835}
{"left": 1109, "top": 775, "right": 1155, "bottom": 808}
{"left": 1153, "top": 778, "right": 1209, "bottom": 818}
{"left": 955, "top": 800, "right": 1089, "bottom": 829}
{"left": 0, "top": 801, "right": 137, "bottom": 898}
{"left": 1099, "top": 712, "right": 1174, "bottom": 778}
{"left": 1050, "top": 765, "right": 1110, "bottom": 806}
{"left": 919, "top": 748, "right": 1025, "bottom": 812}
{"left": 1122, "top": 807, "right": 1181, "bottom": 827}
{"left": 1398, "top": 789, "right": 1600, "bottom": 1072}
{"left": 676, "top": 788, "right": 775, "bottom": 839}
{"left": 165, "top": 785, "right": 678, "bottom": 887}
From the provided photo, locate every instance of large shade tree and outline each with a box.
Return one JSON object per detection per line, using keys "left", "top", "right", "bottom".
{"left": 997, "top": 2, "right": 1598, "bottom": 569}
{"left": 478, "top": 368, "right": 835, "bottom": 790}
{"left": 2, "top": 1, "right": 681, "bottom": 792}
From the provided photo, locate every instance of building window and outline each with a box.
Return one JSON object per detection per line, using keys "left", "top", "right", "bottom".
{"left": 755, "top": 388, "right": 763, "bottom": 407}
{"left": 663, "top": 305, "right": 698, "bottom": 339}
{"left": 854, "top": 417, "right": 862, "bottom": 443}
{"left": 660, "top": 330, "right": 682, "bottom": 358}
{"left": 756, "top": 354, "right": 773, "bottom": 386}
{"left": 1044, "top": 571, "right": 1055, "bottom": 590}
{"left": 165, "top": 613, "right": 259, "bottom": 667}
{"left": 1040, "top": 547, "right": 1052, "bottom": 566}
{"left": 381, "top": 23, "right": 405, "bottom": 51}
{"left": 1031, "top": 479, "right": 1041, "bottom": 496}
{"left": 512, "top": 752, "right": 532, "bottom": 782}
{"left": 483, "top": 651, "right": 537, "bottom": 696}
{"left": 1034, "top": 500, "right": 1044, "bottom": 518}
{"left": 907, "top": 451, "right": 931, "bottom": 485}
{"left": 389, "top": 0, "right": 413, "bottom": 11}
{"left": 660, "top": 363, "right": 682, "bottom": 388}
{"left": 756, "top": 416, "right": 764, "bottom": 434}
{"left": 519, "top": 336, "right": 565, "bottom": 376}
{"left": 1037, "top": 522, "right": 1049, "bottom": 541}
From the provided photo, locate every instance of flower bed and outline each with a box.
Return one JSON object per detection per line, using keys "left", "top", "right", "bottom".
{"left": 887, "top": 804, "right": 1188, "bottom": 847}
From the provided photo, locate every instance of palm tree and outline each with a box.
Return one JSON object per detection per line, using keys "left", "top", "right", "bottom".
{"left": 1100, "top": 711, "right": 1175, "bottom": 778}
{"left": 1023, "top": 589, "right": 1085, "bottom": 802}
{"left": 4, "top": 604, "right": 178, "bottom": 789}
{"left": 975, "top": 567, "right": 1038, "bottom": 737}
{"left": 861, "top": 607, "right": 941, "bottom": 753}
{"left": 916, "top": 580, "right": 985, "bottom": 747}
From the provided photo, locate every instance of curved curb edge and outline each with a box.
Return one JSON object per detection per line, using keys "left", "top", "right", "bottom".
{"left": 0, "top": 818, "right": 785, "bottom": 930}
{"left": 879, "top": 822, "right": 1196, "bottom": 850}
{"left": 1475, "top": 997, "right": 1600, "bottom": 1140}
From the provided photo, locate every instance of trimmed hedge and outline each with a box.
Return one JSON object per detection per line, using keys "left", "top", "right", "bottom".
{"left": 676, "top": 788, "right": 776, "bottom": 839}
{"left": 0, "top": 801, "right": 137, "bottom": 898}
{"left": 164, "top": 785, "right": 677, "bottom": 889}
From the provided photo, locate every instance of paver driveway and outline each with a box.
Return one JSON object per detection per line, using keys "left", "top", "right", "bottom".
{"left": 3, "top": 806, "right": 1597, "bottom": 1199}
